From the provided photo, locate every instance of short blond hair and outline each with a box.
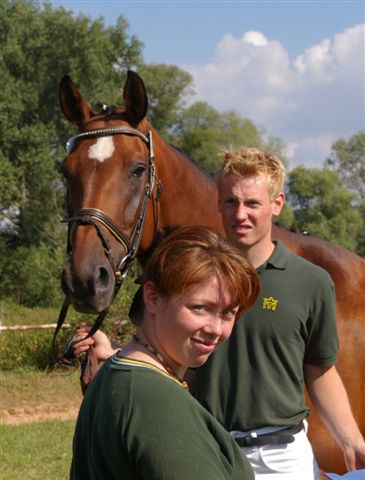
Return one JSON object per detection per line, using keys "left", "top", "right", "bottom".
{"left": 216, "top": 147, "right": 286, "bottom": 200}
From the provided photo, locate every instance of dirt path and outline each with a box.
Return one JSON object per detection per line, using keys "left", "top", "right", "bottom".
{"left": 1, "top": 369, "right": 83, "bottom": 425}
{"left": 1, "top": 402, "right": 81, "bottom": 425}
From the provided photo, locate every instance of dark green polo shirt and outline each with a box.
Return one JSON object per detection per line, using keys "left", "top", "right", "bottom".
{"left": 71, "top": 355, "right": 254, "bottom": 480}
{"left": 194, "top": 241, "right": 338, "bottom": 431}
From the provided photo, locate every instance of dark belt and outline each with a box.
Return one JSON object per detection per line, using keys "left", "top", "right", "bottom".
{"left": 234, "top": 421, "right": 305, "bottom": 447}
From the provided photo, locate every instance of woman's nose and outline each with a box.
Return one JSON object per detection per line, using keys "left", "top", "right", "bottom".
{"left": 204, "top": 315, "right": 224, "bottom": 337}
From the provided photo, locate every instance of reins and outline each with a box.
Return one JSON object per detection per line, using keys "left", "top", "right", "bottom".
{"left": 52, "top": 126, "right": 161, "bottom": 362}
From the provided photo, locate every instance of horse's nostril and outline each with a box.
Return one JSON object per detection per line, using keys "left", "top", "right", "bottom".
{"left": 97, "top": 266, "right": 110, "bottom": 288}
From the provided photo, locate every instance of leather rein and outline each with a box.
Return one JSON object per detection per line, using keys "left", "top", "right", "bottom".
{"left": 53, "top": 125, "right": 161, "bottom": 361}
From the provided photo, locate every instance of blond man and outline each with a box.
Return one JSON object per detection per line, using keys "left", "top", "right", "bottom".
{"left": 193, "top": 148, "right": 365, "bottom": 479}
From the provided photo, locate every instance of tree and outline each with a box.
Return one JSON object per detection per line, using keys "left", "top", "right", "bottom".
{"left": 0, "top": 1, "right": 203, "bottom": 306}
{"left": 0, "top": 0, "right": 144, "bottom": 246}
{"left": 325, "top": 132, "right": 365, "bottom": 257}
{"left": 172, "top": 102, "right": 286, "bottom": 172}
{"left": 286, "top": 166, "right": 363, "bottom": 252}
{"left": 0, "top": 0, "right": 145, "bottom": 305}
{"left": 325, "top": 131, "right": 365, "bottom": 201}
{"left": 137, "top": 64, "right": 193, "bottom": 136}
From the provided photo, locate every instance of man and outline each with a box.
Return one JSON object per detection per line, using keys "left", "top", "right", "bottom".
{"left": 72, "top": 147, "right": 365, "bottom": 478}
{"left": 193, "top": 147, "right": 365, "bottom": 478}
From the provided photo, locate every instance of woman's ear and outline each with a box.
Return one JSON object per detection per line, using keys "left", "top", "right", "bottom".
{"left": 143, "top": 281, "right": 159, "bottom": 315}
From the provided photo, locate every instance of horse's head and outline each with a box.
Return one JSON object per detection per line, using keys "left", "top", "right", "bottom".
{"left": 59, "top": 71, "right": 159, "bottom": 314}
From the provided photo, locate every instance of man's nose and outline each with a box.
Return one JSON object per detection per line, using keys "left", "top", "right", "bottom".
{"left": 235, "top": 202, "right": 248, "bottom": 220}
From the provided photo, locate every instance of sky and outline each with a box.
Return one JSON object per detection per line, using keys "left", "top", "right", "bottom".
{"left": 47, "top": 0, "right": 365, "bottom": 169}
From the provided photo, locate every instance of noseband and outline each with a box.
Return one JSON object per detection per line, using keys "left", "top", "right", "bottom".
{"left": 53, "top": 125, "right": 161, "bottom": 360}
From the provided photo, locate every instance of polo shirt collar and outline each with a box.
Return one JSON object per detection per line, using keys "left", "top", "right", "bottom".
{"left": 257, "top": 240, "right": 289, "bottom": 272}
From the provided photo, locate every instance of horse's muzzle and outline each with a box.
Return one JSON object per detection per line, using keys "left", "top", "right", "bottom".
{"left": 61, "top": 261, "right": 115, "bottom": 314}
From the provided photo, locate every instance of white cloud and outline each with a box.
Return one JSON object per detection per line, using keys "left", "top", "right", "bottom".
{"left": 242, "top": 31, "right": 269, "bottom": 47}
{"left": 186, "top": 23, "right": 365, "bottom": 168}
{"left": 286, "top": 135, "right": 336, "bottom": 169}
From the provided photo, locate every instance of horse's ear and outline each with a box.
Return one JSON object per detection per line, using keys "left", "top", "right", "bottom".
{"left": 123, "top": 70, "right": 148, "bottom": 126}
{"left": 59, "top": 75, "right": 94, "bottom": 127}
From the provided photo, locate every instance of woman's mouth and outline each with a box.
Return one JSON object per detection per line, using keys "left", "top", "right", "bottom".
{"left": 191, "top": 338, "right": 218, "bottom": 354}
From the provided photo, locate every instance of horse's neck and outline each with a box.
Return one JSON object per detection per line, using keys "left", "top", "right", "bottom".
{"left": 155, "top": 138, "right": 224, "bottom": 234}
{"left": 272, "top": 224, "right": 365, "bottom": 286}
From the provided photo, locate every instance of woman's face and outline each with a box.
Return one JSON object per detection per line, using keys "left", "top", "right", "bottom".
{"left": 147, "top": 275, "right": 239, "bottom": 375}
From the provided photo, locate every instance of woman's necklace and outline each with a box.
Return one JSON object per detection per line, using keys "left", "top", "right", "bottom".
{"left": 132, "top": 335, "right": 188, "bottom": 389}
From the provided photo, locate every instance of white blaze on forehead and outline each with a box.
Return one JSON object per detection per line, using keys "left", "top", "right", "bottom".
{"left": 88, "top": 137, "right": 115, "bottom": 163}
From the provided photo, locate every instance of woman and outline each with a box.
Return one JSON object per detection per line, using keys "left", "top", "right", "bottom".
{"left": 70, "top": 226, "right": 260, "bottom": 480}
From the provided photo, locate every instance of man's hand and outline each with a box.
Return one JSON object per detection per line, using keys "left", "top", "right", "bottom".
{"left": 305, "top": 364, "right": 365, "bottom": 471}
{"left": 342, "top": 441, "right": 365, "bottom": 471}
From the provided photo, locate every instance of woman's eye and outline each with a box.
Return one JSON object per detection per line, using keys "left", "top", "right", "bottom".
{"left": 191, "top": 304, "right": 205, "bottom": 312}
{"left": 131, "top": 164, "right": 146, "bottom": 178}
{"left": 222, "top": 309, "right": 238, "bottom": 321}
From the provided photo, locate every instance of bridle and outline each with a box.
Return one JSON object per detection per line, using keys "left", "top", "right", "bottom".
{"left": 64, "top": 126, "right": 158, "bottom": 282}
{"left": 53, "top": 125, "right": 161, "bottom": 359}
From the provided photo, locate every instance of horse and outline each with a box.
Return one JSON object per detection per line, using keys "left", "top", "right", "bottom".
{"left": 59, "top": 70, "right": 365, "bottom": 474}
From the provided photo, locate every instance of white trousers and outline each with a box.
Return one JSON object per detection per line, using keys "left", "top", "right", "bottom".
{"left": 235, "top": 423, "right": 320, "bottom": 479}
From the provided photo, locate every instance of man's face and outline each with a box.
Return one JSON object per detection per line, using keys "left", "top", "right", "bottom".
{"left": 218, "top": 174, "right": 284, "bottom": 251}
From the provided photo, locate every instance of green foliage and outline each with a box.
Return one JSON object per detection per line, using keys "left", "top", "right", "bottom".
{"left": 138, "top": 64, "right": 193, "bottom": 135}
{"left": 0, "top": 273, "right": 137, "bottom": 371}
{"left": 0, "top": 0, "right": 144, "bottom": 249}
{"left": 172, "top": 102, "right": 287, "bottom": 171}
{"left": 325, "top": 131, "right": 365, "bottom": 201}
{"left": 274, "top": 203, "right": 295, "bottom": 229}
{"left": 287, "top": 166, "right": 363, "bottom": 252}
{"left": 0, "top": 419, "right": 75, "bottom": 480}
{"left": 0, "top": 241, "right": 66, "bottom": 307}
{"left": 325, "top": 131, "right": 365, "bottom": 256}
{"left": 0, "top": 327, "right": 70, "bottom": 370}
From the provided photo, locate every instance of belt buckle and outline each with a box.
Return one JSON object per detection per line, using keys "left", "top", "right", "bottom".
{"left": 245, "top": 431, "right": 258, "bottom": 447}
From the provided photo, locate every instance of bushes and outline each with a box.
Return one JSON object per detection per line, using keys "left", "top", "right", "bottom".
{"left": 0, "top": 328, "right": 70, "bottom": 371}
{"left": 0, "top": 273, "right": 139, "bottom": 371}
{"left": 0, "top": 242, "right": 65, "bottom": 307}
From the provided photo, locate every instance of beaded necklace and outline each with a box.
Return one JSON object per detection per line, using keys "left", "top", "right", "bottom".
{"left": 133, "top": 335, "right": 188, "bottom": 389}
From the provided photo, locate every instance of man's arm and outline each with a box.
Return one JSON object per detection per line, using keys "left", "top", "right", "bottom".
{"left": 304, "top": 363, "right": 365, "bottom": 470}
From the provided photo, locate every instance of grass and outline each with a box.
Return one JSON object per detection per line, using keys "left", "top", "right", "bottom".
{"left": 0, "top": 299, "right": 91, "bottom": 327}
{"left": 0, "top": 289, "right": 138, "bottom": 479}
{"left": 1, "top": 370, "right": 82, "bottom": 480}
{"left": 0, "top": 294, "right": 137, "bottom": 478}
{"left": 0, "top": 369, "right": 83, "bottom": 412}
{"left": 1, "top": 419, "right": 75, "bottom": 480}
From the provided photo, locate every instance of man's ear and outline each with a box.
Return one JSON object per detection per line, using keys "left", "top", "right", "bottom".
{"left": 272, "top": 192, "right": 285, "bottom": 218}
{"left": 143, "top": 281, "right": 159, "bottom": 315}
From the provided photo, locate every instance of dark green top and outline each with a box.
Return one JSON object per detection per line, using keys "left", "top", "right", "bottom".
{"left": 71, "top": 354, "right": 254, "bottom": 480}
{"left": 194, "top": 241, "right": 338, "bottom": 431}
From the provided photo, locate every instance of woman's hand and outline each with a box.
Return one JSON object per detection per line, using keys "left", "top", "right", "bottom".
{"left": 73, "top": 328, "right": 118, "bottom": 362}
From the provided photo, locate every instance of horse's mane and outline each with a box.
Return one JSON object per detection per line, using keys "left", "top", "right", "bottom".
{"left": 167, "top": 143, "right": 215, "bottom": 179}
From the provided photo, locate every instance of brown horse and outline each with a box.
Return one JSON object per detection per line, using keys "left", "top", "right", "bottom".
{"left": 59, "top": 70, "right": 365, "bottom": 473}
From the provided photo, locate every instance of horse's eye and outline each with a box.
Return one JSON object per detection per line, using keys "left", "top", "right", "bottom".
{"left": 131, "top": 164, "right": 146, "bottom": 178}
{"left": 58, "top": 161, "right": 70, "bottom": 179}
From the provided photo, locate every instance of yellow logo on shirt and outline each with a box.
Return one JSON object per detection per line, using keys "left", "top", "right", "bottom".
{"left": 262, "top": 296, "right": 279, "bottom": 311}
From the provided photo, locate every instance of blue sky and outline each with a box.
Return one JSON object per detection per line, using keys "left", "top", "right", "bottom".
{"left": 47, "top": 1, "right": 365, "bottom": 168}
